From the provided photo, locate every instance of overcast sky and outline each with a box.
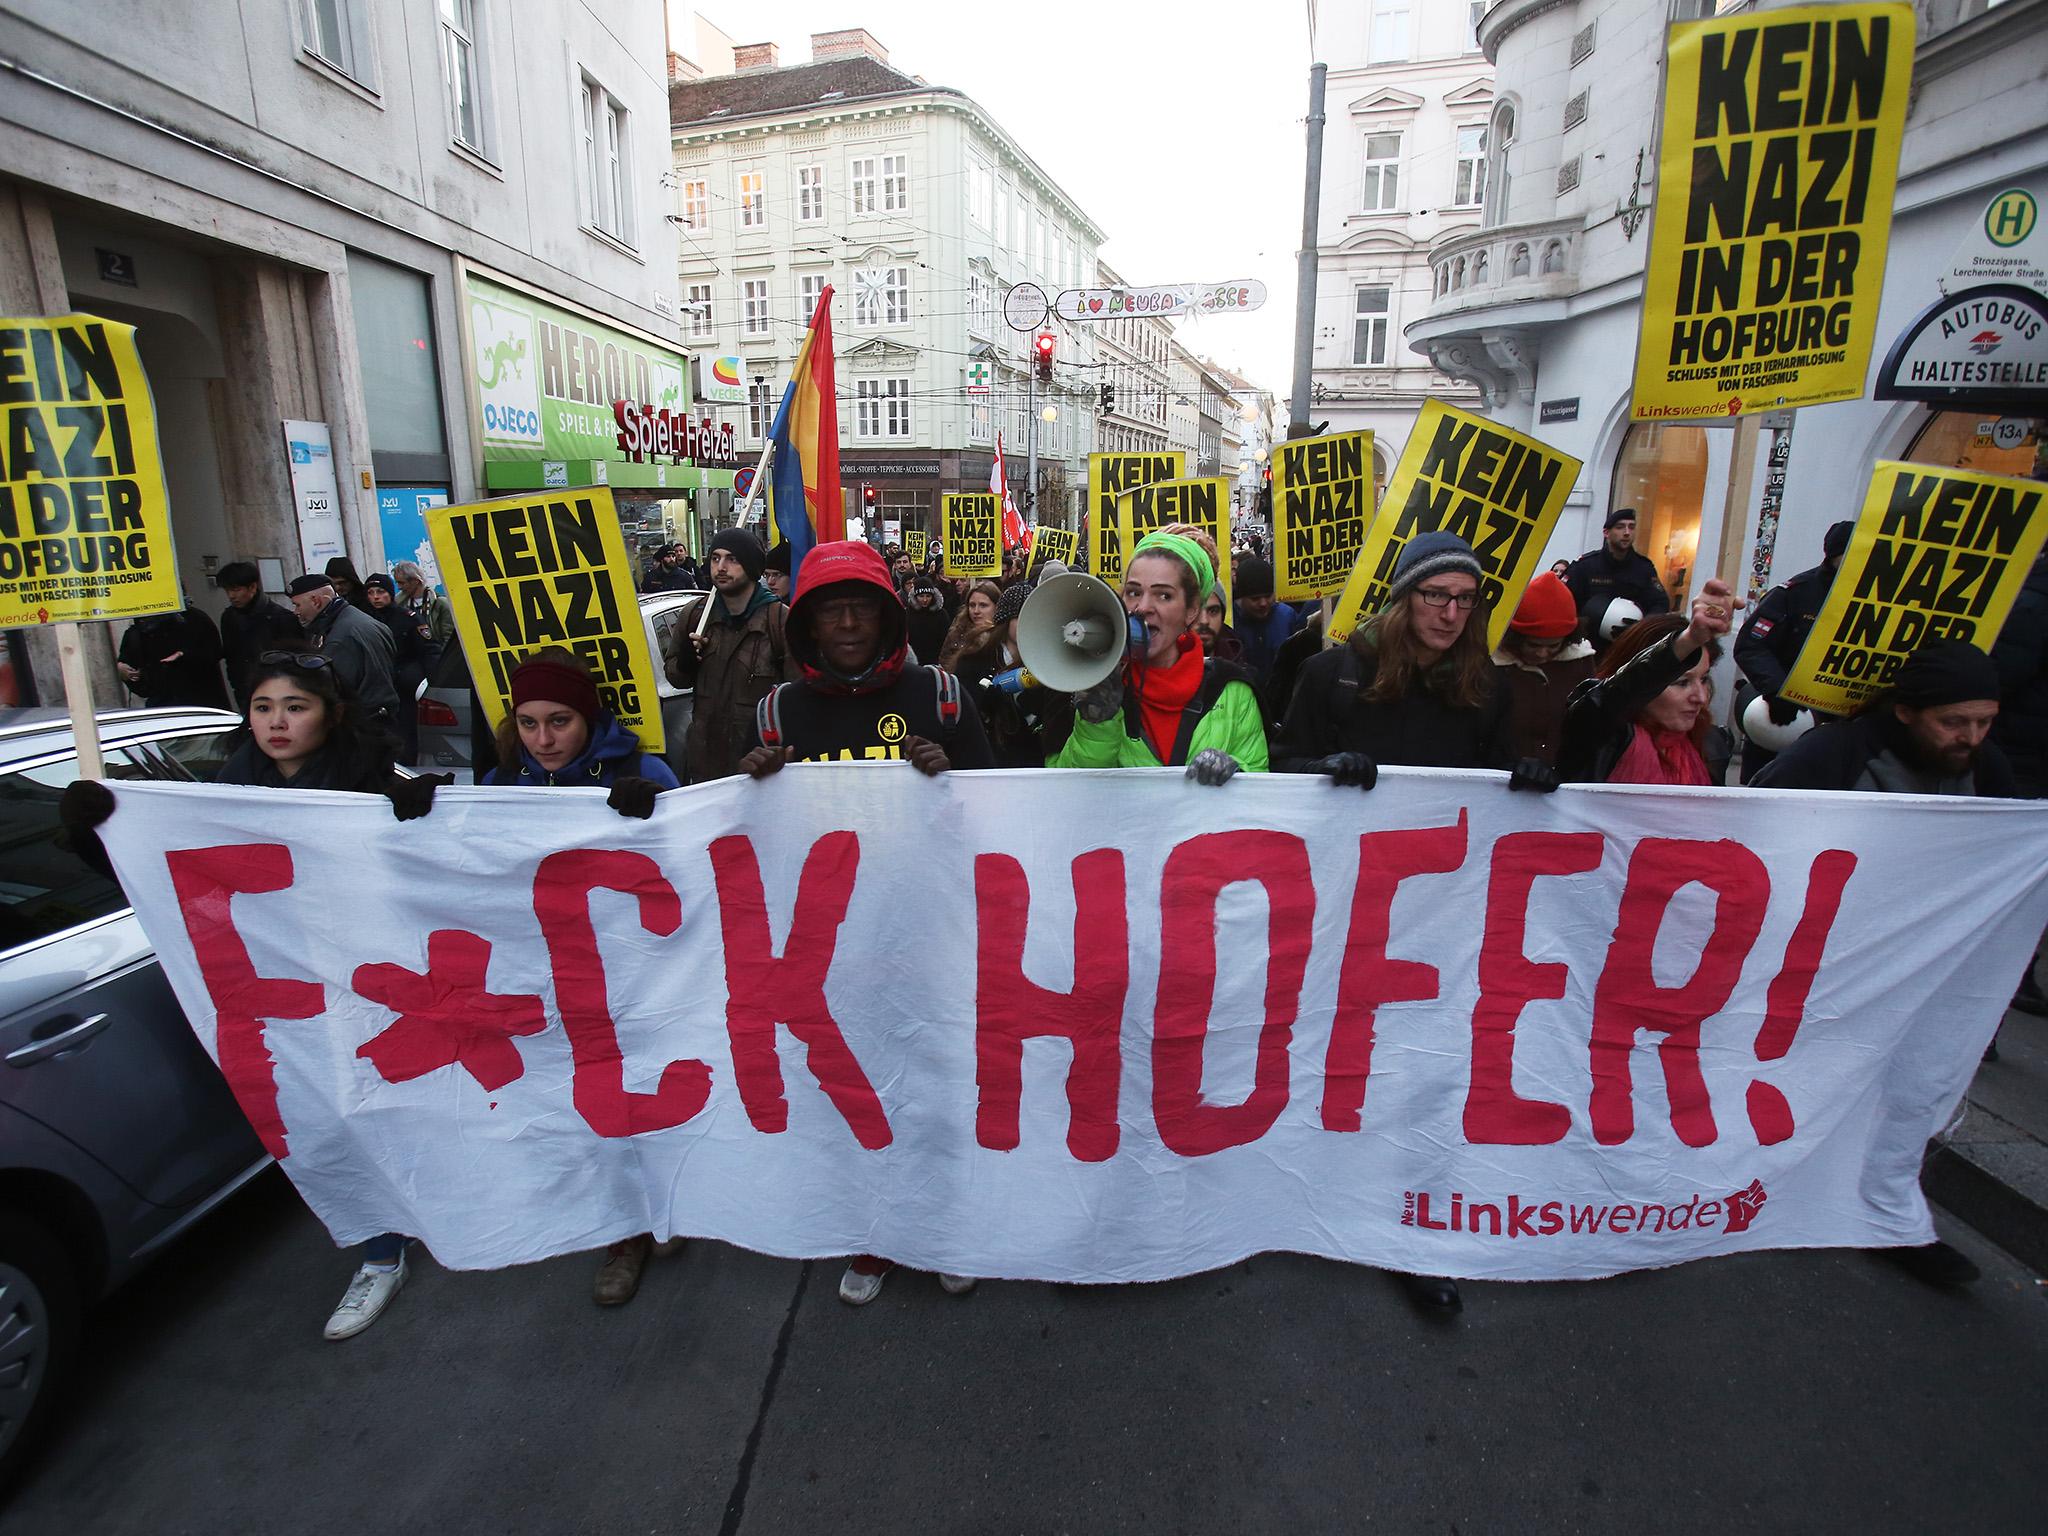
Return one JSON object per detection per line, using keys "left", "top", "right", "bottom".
{"left": 687, "top": 1, "right": 1316, "bottom": 397}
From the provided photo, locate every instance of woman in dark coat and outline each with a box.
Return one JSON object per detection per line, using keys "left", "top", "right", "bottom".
{"left": 1554, "top": 580, "right": 1738, "bottom": 785}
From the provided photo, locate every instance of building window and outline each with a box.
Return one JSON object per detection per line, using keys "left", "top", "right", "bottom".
{"left": 1484, "top": 101, "right": 1516, "bottom": 228}
{"left": 850, "top": 156, "right": 878, "bottom": 215}
{"left": 1904, "top": 411, "right": 2042, "bottom": 480}
{"left": 685, "top": 282, "right": 713, "bottom": 339}
{"left": 1468, "top": 1, "right": 1487, "bottom": 50}
{"left": 1454, "top": 124, "right": 1487, "bottom": 208}
{"left": 797, "top": 164, "right": 825, "bottom": 223}
{"left": 1353, "top": 287, "right": 1390, "bottom": 366}
{"left": 854, "top": 265, "right": 908, "bottom": 327}
{"left": 742, "top": 279, "right": 771, "bottom": 337}
{"left": 678, "top": 178, "right": 708, "bottom": 230}
{"left": 1610, "top": 424, "right": 1708, "bottom": 611}
{"left": 967, "top": 150, "right": 993, "bottom": 227}
{"left": 968, "top": 390, "right": 993, "bottom": 444}
{"left": 881, "top": 153, "right": 909, "bottom": 213}
{"left": 300, "top": 0, "right": 371, "bottom": 83}
{"left": 579, "top": 75, "right": 632, "bottom": 243}
{"left": 799, "top": 272, "right": 829, "bottom": 324}
{"left": 1369, "top": 0, "right": 1411, "bottom": 61}
{"left": 968, "top": 271, "right": 994, "bottom": 338}
{"left": 737, "top": 169, "right": 765, "bottom": 229}
{"left": 439, "top": 0, "right": 484, "bottom": 152}
{"left": 855, "top": 378, "right": 912, "bottom": 439}
{"left": 748, "top": 380, "right": 774, "bottom": 442}
{"left": 1361, "top": 132, "right": 1402, "bottom": 212}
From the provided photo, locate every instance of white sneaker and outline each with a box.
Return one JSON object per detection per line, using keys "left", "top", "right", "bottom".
{"left": 939, "top": 1273, "right": 978, "bottom": 1295}
{"left": 324, "top": 1255, "right": 407, "bottom": 1340}
{"left": 838, "top": 1262, "right": 890, "bottom": 1306}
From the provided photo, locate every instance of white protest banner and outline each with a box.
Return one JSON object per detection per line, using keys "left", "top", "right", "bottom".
{"left": 99, "top": 772, "right": 2048, "bottom": 1282}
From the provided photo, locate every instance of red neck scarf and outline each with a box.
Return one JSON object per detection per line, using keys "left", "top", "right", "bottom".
{"left": 1611, "top": 724, "right": 1712, "bottom": 786}
{"left": 1130, "top": 637, "right": 1204, "bottom": 765}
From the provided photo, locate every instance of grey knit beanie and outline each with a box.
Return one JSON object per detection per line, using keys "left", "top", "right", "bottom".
{"left": 1386, "top": 531, "right": 1483, "bottom": 606}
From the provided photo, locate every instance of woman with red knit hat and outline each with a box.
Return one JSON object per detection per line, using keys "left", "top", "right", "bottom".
{"left": 1490, "top": 572, "right": 1597, "bottom": 766}
{"left": 483, "top": 647, "right": 681, "bottom": 1305}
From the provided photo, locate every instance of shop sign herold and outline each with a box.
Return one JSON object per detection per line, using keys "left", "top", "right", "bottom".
{"left": 1873, "top": 285, "right": 2048, "bottom": 407}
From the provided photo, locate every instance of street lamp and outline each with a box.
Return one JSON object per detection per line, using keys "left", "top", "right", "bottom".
{"left": 1041, "top": 406, "right": 1058, "bottom": 422}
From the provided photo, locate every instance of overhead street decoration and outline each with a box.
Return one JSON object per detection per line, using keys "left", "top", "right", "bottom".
{"left": 1055, "top": 281, "right": 1268, "bottom": 323}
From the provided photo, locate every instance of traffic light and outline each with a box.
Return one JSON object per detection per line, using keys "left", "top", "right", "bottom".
{"left": 1099, "top": 382, "right": 1115, "bottom": 415}
{"left": 1034, "top": 332, "right": 1055, "bottom": 382}
{"left": 861, "top": 482, "right": 879, "bottom": 508}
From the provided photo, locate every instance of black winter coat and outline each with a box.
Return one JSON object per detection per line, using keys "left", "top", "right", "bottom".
{"left": 1274, "top": 634, "right": 1511, "bottom": 772}
{"left": 749, "top": 662, "right": 996, "bottom": 769}
{"left": 1992, "top": 559, "right": 2048, "bottom": 797}
{"left": 1555, "top": 631, "right": 1696, "bottom": 784}
{"left": 219, "top": 598, "right": 304, "bottom": 706}
{"left": 1733, "top": 561, "right": 1835, "bottom": 703}
{"left": 118, "top": 607, "right": 230, "bottom": 710}
{"left": 1563, "top": 546, "right": 1671, "bottom": 639}
{"left": 1752, "top": 709, "right": 2016, "bottom": 797}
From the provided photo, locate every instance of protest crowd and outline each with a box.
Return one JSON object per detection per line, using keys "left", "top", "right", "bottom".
{"left": 56, "top": 484, "right": 2048, "bottom": 1339}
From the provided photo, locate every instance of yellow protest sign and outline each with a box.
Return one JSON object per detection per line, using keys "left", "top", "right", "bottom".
{"left": 904, "top": 528, "right": 929, "bottom": 565}
{"left": 1088, "top": 451, "right": 1185, "bottom": 583}
{"left": 1116, "top": 478, "right": 1233, "bottom": 608}
{"left": 0, "top": 313, "right": 181, "bottom": 627}
{"left": 1329, "top": 401, "right": 1580, "bottom": 649}
{"left": 1780, "top": 461, "right": 2048, "bottom": 714}
{"left": 1027, "top": 524, "right": 1078, "bottom": 576}
{"left": 1631, "top": 2, "right": 1914, "bottom": 421}
{"left": 426, "top": 488, "right": 664, "bottom": 751}
{"left": 942, "top": 493, "right": 1000, "bottom": 578}
{"left": 1272, "top": 429, "right": 1372, "bottom": 600}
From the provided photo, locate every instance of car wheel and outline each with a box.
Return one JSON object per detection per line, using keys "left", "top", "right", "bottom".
{"left": 0, "top": 1213, "right": 80, "bottom": 1491}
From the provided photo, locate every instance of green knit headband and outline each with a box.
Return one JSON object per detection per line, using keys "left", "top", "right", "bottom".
{"left": 1131, "top": 530, "right": 1215, "bottom": 600}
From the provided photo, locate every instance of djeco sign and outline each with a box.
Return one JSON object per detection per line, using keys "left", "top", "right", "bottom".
{"left": 466, "top": 272, "right": 687, "bottom": 464}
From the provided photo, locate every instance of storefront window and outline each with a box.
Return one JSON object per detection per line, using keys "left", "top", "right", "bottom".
{"left": 1609, "top": 423, "right": 1708, "bottom": 611}
{"left": 347, "top": 252, "right": 447, "bottom": 476}
{"left": 1902, "top": 410, "right": 2044, "bottom": 480}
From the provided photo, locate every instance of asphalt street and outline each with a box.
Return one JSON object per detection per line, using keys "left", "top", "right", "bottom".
{"left": 6, "top": 1169, "right": 2044, "bottom": 1534}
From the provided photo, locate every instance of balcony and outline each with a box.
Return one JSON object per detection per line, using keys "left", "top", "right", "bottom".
{"left": 1424, "top": 216, "right": 1583, "bottom": 322}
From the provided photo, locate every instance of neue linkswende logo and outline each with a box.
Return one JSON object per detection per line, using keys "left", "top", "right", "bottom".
{"left": 1400, "top": 1179, "right": 1769, "bottom": 1240}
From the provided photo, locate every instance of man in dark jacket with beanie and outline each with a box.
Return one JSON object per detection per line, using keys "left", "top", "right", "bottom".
{"left": 738, "top": 539, "right": 993, "bottom": 1309}
{"left": 682, "top": 526, "right": 798, "bottom": 783}
{"left": 1230, "top": 557, "right": 1304, "bottom": 693}
{"left": 1734, "top": 519, "right": 1853, "bottom": 780}
{"left": 289, "top": 572, "right": 399, "bottom": 722}
{"left": 215, "top": 561, "right": 304, "bottom": 707}
{"left": 1753, "top": 637, "right": 2013, "bottom": 1289}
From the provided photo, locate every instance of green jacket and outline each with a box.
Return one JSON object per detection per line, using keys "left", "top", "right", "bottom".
{"left": 1050, "top": 659, "right": 1270, "bottom": 770}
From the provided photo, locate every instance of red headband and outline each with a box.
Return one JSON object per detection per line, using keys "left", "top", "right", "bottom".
{"left": 509, "top": 658, "right": 602, "bottom": 724}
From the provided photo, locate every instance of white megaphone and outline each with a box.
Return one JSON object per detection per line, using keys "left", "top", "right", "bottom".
{"left": 1742, "top": 693, "right": 1815, "bottom": 753}
{"left": 1014, "top": 572, "right": 1145, "bottom": 693}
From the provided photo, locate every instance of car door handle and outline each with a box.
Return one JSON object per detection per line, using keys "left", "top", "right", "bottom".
{"left": 6, "top": 1012, "right": 113, "bottom": 1067}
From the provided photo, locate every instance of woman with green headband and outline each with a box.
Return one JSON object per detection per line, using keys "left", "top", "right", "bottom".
{"left": 1048, "top": 525, "right": 1268, "bottom": 779}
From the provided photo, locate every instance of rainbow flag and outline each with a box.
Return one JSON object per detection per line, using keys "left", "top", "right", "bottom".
{"left": 766, "top": 287, "right": 843, "bottom": 574}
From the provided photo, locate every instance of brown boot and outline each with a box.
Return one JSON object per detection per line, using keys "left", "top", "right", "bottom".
{"left": 594, "top": 1234, "right": 653, "bottom": 1305}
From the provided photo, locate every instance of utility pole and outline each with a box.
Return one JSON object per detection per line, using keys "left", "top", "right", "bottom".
{"left": 1288, "top": 62, "right": 1327, "bottom": 441}
{"left": 1026, "top": 364, "right": 1039, "bottom": 527}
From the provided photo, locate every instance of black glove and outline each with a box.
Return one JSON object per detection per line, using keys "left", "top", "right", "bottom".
{"left": 1185, "top": 749, "right": 1242, "bottom": 787}
{"left": 385, "top": 772, "right": 452, "bottom": 822}
{"left": 1073, "top": 669, "right": 1124, "bottom": 725}
{"left": 59, "top": 779, "right": 116, "bottom": 832}
{"left": 1508, "top": 758, "right": 1561, "bottom": 794}
{"left": 607, "top": 775, "right": 663, "bottom": 819}
{"left": 1765, "top": 695, "right": 1799, "bottom": 726}
{"left": 1310, "top": 752, "right": 1378, "bottom": 790}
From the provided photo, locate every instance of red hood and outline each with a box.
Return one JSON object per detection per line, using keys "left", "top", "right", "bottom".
{"left": 788, "top": 539, "right": 909, "bottom": 694}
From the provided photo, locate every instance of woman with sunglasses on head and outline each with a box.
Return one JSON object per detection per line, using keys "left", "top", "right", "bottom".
{"left": 62, "top": 648, "right": 448, "bottom": 1342}
{"left": 1272, "top": 532, "right": 1512, "bottom": 1321}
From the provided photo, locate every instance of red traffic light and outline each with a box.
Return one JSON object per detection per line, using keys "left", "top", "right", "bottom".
{"left": 1034, "top": 332, "right": 1055, "bottom": 381}
{"left": 861, "top": 483, "right": 879, "bottom": 505}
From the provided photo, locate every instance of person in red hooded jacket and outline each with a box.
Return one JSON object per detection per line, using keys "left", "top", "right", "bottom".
{"left": 737, "top": 539, "right": 994, "bottom": 1308}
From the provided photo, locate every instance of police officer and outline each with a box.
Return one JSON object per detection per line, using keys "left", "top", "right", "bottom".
{"left": 1562, "top": 508, "right": 1670, "bottom": 647}
{"left": 1732, "top": 520, "right": 1852, "bottom": 781}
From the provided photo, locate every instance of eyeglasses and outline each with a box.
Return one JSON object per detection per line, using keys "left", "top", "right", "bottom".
{"left": 257, "top": 650, "right": 332, "bottom": 668}
{"left": 1414, "top": 588, "right": 1479, "bottom": 611}
{"left": 812, "top": 596, "right": 885, "bottom": 624}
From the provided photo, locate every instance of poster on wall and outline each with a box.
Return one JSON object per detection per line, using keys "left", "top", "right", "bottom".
{"left": 376, "top": 486, "right": 451, "bottom": 592}
{"left": 284, "top": 419, "right": 346, "bottom": 573}
{"left": 0, "top": 312, "right": 183, "bottom": 627}
{"left": 1629, "top": 2, "right": 1915, "bottom": 421}
{"left": 1328, "top": 403, "right": 1579, "bottom": 649}
{"left": 1778, "top": 460, "right": 2048, "bottom": 715}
